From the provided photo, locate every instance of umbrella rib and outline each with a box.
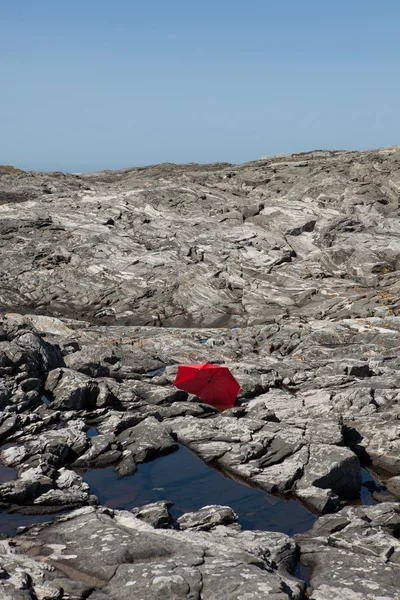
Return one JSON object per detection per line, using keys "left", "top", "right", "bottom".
{"left": 197, "top": 376, "right": 215, "bottom": 399}
{"left": 199, "top": 376, "right": 228, "bottom": 402}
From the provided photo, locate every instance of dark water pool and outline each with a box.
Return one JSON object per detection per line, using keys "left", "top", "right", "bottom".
{"left": 82, "top": 445, "right": 317, "bottom": 536}
{"left": 0, "top": 445, "right": 381, "bottom": 539}
{"left": 0, "top": 462, "right": 17, "bottom": 484}
{"left": 0, "top": 462, "right": 66, "bottom": 537}
{"left": 86, "top": 426, "right": 99, "bottom": 439}
{"left": 0, "top": 512, "right": 66, "bottom": 537}
{"left": 360, "top": 469, "right": 380, "bottom": 505}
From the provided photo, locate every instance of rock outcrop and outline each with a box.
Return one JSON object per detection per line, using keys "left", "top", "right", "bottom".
{"left": 2, "top": 146, "right": 400, "bottom": 598}
{"left": 296, "top": 503, "right": 400, "bottom": 599}
{"left": 1, "top": 147, "right": 400, "bottom": 328}
{"left": 1, "top": 504, "right": 305, "bottom": 600}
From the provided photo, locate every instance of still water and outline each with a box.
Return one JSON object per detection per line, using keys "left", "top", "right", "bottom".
{"left": 83, "top": 445, "right": 317, "bottom": 536}
{"left": 0, "top": 444, "right": 381, "bottom": 538}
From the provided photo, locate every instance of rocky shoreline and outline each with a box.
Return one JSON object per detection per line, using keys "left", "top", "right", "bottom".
{"left": 1, "top": 146, "right": 400, "bottom": 598}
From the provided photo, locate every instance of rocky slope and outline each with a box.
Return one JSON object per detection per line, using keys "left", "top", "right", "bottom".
{"left": 1, "top": 146, "right": 400, "bottom": 599}
{"left": 2, "top": 146, "right": 400, "bottom": 327}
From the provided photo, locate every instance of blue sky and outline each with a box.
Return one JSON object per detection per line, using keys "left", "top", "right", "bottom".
{"left": 1, "top": 0, "right": 399, "bottom": 171}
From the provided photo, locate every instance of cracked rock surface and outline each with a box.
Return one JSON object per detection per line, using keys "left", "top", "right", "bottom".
{"left": 0, "top": 313, "right": 373, "bottom": 515}
{"left": 2, "top": 147, "right": 400, "bottom": 328}
{"left": 296, "top": 503, "right": 400, "bottom": 599}
{"left": 2, "top": 146, "right": 400, "bottom": 597}
{"left": 4, "top": 504, "right": 304, "bottom": 600}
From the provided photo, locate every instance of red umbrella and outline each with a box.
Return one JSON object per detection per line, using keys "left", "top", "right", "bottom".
{"left": 174, "top": 362, "right": 240, "bottom": 409}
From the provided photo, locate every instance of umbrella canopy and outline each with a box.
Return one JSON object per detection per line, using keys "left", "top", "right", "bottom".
{"left": 174, "top": 362, "right": 240, "bottom": 409}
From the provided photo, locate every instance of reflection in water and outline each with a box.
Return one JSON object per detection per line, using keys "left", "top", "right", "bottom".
{"left": 146, "top": 367, "right": 166, "bottom": 376}
{"left": 0, "top": 462, "right": 17, "bottom": 484}
{"left": 0, "top": 512, "right": 65, "bottom": 537}
{"left": 82, "top": 445, "right": 317, "bottom": 536}
{"left": 0, "top": 461, "right": 68, "bottom": 537}
{"left": 359, "top": 469, "right": 380, "bottom": 506}
{"left": 86, "top": 427, "right": 99, "bottom": 439}
{"left": 293, "top": 562, "right": 312, "bottom": 588}
{"left": 0, "top": 447, "right": 380, "bottom": 540}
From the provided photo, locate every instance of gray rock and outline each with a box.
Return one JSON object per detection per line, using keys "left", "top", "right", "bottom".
{"left": 2, "top": 309, "right": 399, "bottom": 520}
{"left": 0, "top": 466, "right": 53, "bottom": 505}
{"left": 10, "top": 505, "right": 304, "bottom": 600}
{"left": 1, "top": 147, "right": 400, "bottom": 328}
{"left": 45, "top": 368, "right": 111, "bottom": 410}
{"left": 177, "top": 505, "right": 238, "bottom": 531}
{"left": 0, "top": 539, "right": 63, "bottom": 600}
{"left": 0, "top": 379, "right": 11, "bottom": 407}
{"left": 386, "top": 476, "right": 400, "bottom": 499}
{"left": 73, "top": 433, "right": 122, "bottom": 468}
{"left": 296, "top": 503, "right": 400, "bottom": 599}
{"left": 23, "top": 419, "right": 88, "bottom": 468}
{"left": 0, "top": 462, "right": 93, "bottom": 509}
{"left": 117, "top": 416, "right": 178, "bottom": 464}
{"left": 0, "top": 414, "right": 21, "bottom": 443}
{"left": 295, "top": 444, "right": 361, "bottom": 513}
{"left": 131, "top": 500, "right": 173, "bottom": 528}
{"left": 63, "top": 341, "right": 165, "bottom": 377}
{"left": 19, "top": 377, "right": 42, "bottom": 393}
{"left": 171, "top": 413, "right": 362, "bottom": 507}
{"left": 4, "top": 147, "right": 400, "bottom": 594}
